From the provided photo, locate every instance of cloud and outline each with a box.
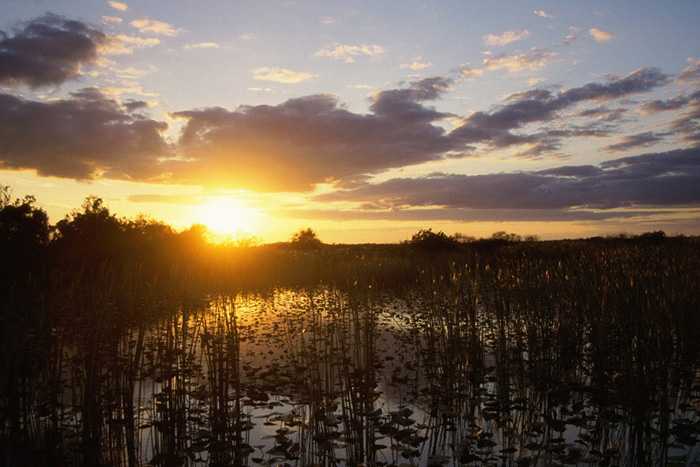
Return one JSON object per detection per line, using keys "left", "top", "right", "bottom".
{"left": 0, "top": 88, "right": 169, "bottom": 179}
{"left": 482, "top": 48, "right": 557, "bottom": 72}
{"left": 169, "top": 78, "right": 456, "bottom": 191}
{"left": 130, "top": 18, "right": 178, "bottom": 36}
{"left": 641, "top": 90, "right": 700, "bottom": 114}
{"left": 401, "top": 59, "right": 432, "bottom": 71}
{"left": 320, "top": 16, "right": 336, "bottom": 25}
{"left": 111, "top": 65, "right": 156, "bottom": 79}
{"left": 184, "top": 42, "right": 220, "bottom": 50}
{"left": 317, "top": 147, "right": 700, "bottom": 212}
{"left": 315, "top": 43, "right": 384, "bottom": 63}
{"left": 0, "top": 14, "right": 106, "bottom": 88}
{"left": 678, "top": 58, "right": 700, "bottom": 84}
{"left": 369, "top": 76, "right": 453, "bottom": 123}
{"left": 589, "top": 27, "right": 614, "bottom": 43}
{"left": 483, "top": 29, "right": 530, "bottom": 47}
{"left": 108, "top": 1, "right": 128, "bottom": 11}
{"left": 458, "top": 65, "right": 485, "bottom": 79}
{"left": 252, "top": 67, "right": 316, "bottom": 83}
{"left": 563, "top": 26, "right": 579, "bottom": 45}
{"left": 577, "top": 105, "right": 627, "bottom": 122}
{"left": 102, "top": 16, "right": 123, "bottom": 25}
{"left": 123, "top": 99, "right": 150, "bottom": 112}
{"left": 128, "top": 194, "right": 200, "bottom": 204}
{"left": 605, "top": 131, "right": 668, "bottom": 152}
{"left": 669, "top": 96, "right": 700, "bottom": 145}
{"left": 0, "top": 60, "right": 678, "bottom": 194}
{"left": 100, "top": 34, "right": 160, "bottom": 55}
{"left": 100, "top": 81, "right": 158, "bottom": 97}
{"left": 449, "top": 67, "right": 669, "bottom": 156}
{"left": 534, "top": 9, "right": 553, "bottom": 18}
{"left": 347, "top": 84, "right": 375, "bottom": 90}
{"left": 282, "top": 206, "right": 669, "bottom": 222}
{"left": 639, "top": 89, "right": 700, "bottom": 144}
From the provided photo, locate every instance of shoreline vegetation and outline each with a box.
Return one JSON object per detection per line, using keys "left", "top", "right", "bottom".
{"left": 1, "top": 188, "right": 700, "bottom": 466}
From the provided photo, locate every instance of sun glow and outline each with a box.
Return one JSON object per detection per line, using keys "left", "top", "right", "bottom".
{"left": 195, "top": 197, "right": 263, "bottom": 239}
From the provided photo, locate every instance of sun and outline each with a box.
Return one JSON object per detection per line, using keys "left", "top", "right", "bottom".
{"left": 195, "top": 197, "right": 262, "bottom": 238}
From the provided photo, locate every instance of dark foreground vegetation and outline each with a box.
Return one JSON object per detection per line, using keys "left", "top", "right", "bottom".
{"left": 1, "top": 190, "right": 700, "bottom": 467}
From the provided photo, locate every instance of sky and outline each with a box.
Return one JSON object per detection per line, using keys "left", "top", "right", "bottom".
{"left": 1, "top": 0, "right": 700, "bottom": 243}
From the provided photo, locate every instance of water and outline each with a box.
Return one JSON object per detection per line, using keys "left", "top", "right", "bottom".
{"left": 23, "top": 287, "right": 700, "bottom": 467}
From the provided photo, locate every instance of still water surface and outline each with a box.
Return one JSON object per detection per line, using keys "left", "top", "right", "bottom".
{"left": 46, "top": 288, "right": 700, "bottom": 466}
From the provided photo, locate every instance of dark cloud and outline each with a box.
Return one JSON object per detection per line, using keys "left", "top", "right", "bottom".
{"left": 318, "top": 147, "right": 700, "bottom": 211}
{"left": 0, "top": 65, "right": 681, "bottom": 192}
{"left": 369, "top": 76, "right": 453, "bottom": 123}
{"left": 637, "top": 90, "right": 700, "bottom": 145}
{"left": 170, "top": 78, "right": 457, "bottom": 191}
{"left": 448, "top": 68, "right": 669, "bottom": 156}
{"left": 0, "top": 88, "right": 169, "bottom": 179}
{"left": 577, "top": 106, "right": 628, "bottom": 122}
{"left": 641, "top": 90, "right": 700, "bottom": 113}
{"left": 164, "top": 70, "right": 669, "bottom": 190}
{"left": 123, "top": 99, "right": 149, "bottom": 112}
{"left": 279, "top": 207, "right": 665, "bottom": 222}
{"left": 0, "top": 14, "right": 106, "bottom": 88}
{"left": 604, "top": 131, "right": 668, "bottom": 152}
{"left": 670, "top": 97, "right": 700, "bottom": 144}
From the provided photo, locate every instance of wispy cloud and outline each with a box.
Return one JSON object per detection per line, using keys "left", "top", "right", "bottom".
{"left": 400, "top": 58, "right": 432, "bottom": 71}
{"left": 590, "top": 27, "right": 614, "bottom": 43}
{"left": 101, "top": 82, "right": 159, "bottom": 97}
{"left": 483, "top": 48, "right": 557, "bottom": 72}
{"left": 130, "top": 18, "right": 178, "bottom": 36}
{"left": 458, "top": 65, "right": 485, "bottom": 79}
{"left": 349, "top": 84, "right": 375, "bottom": 91}
{"left": 108, "top": 1, "right": 128, "bottom": 11}
{"left": 533, "top": 9, "right": 553, "bottom": 18}
{"left": 112, "top": 65, "right": 156, "bottom": 79}
{"left": 483, "top": 29, "right": 530, "bottom": 47}
{"left": 101, "top": 34, "right": 161, "bottom": 55}
{"left": 252, "top": 67, "right": 316, "bottom": 83}
{"left": 102, "top": 16, "right": 123, "bottom": 25}
{"left": 184, "top": 42, "right": 220, "bottom": 50}
{"left": 563, "top": 26, "right": 579, "bottom": 45}
{"left": 315, "top": 43, "right": 385, "bottom": 63}
{"left": 605, "top": 131, "right": 668, "bottom": 152}
{"left": 320, "top": 16, "right": 336, "bottom": 25}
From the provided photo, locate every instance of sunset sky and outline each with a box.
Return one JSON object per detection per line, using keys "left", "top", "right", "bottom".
{"left": 1, "top": 0, "right": 700, "bottom": 242}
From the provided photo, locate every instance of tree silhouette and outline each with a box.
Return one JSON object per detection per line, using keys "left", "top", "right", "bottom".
{"left": 290, "top": 228, "right": 323, "bottom": 250}
{"left": 408, "top": 229, "right": 459, "bottom": 250}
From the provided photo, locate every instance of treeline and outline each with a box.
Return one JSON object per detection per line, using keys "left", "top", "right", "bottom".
{"left": 0, "top": 188, "right": 690, "bottom": 291}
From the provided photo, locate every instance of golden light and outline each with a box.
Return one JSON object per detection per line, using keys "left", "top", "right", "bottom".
{"left": 194, "top": 197, "right": 262, "bottom": 238}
